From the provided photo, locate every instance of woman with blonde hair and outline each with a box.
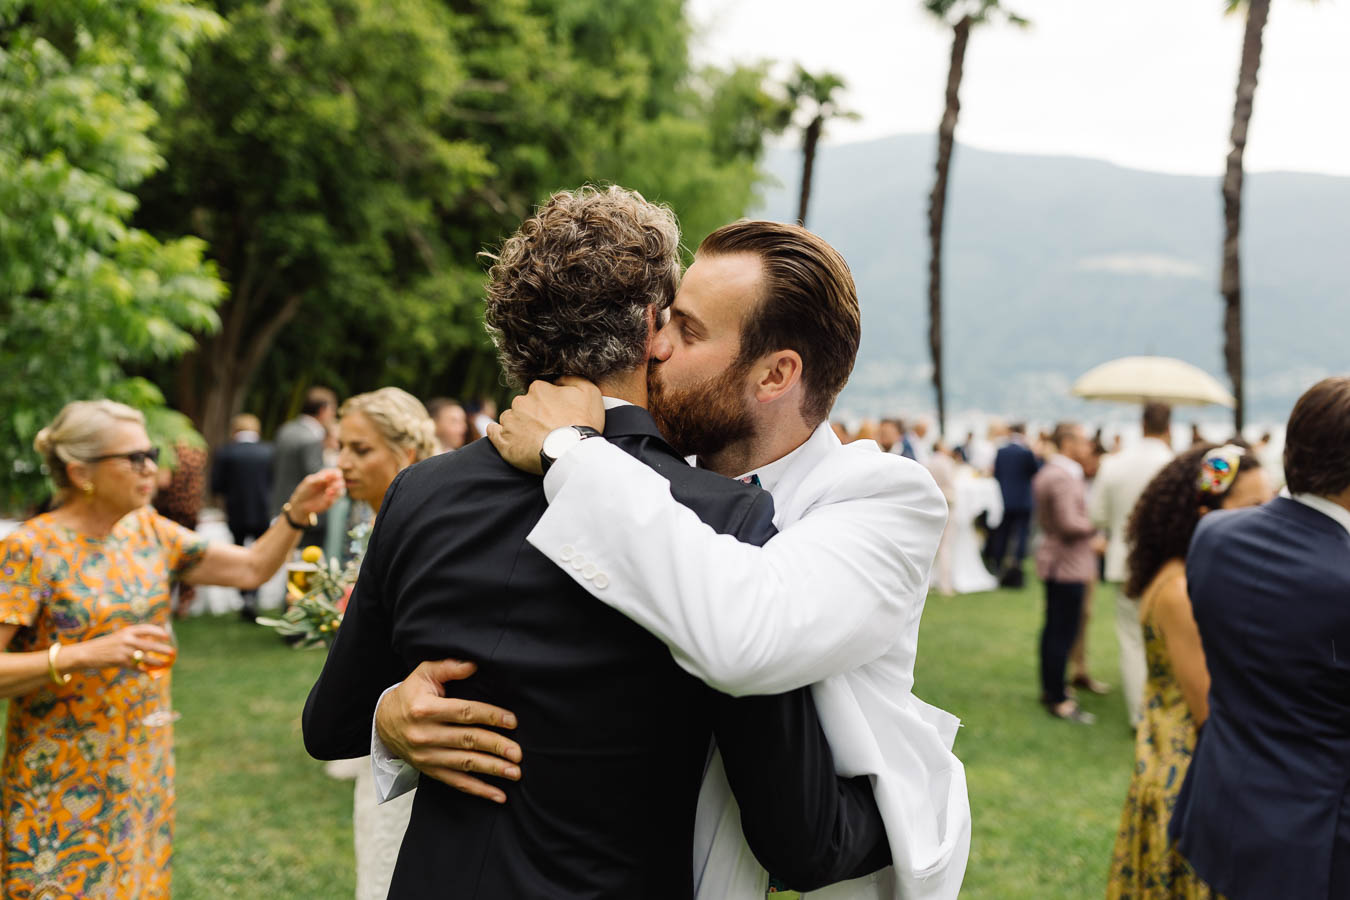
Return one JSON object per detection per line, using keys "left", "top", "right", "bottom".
{"left": 0, "top": 399, "right": 340, "bottom": 899}
{"left": 330, "top": 387, "right": 437, "bottom": 900}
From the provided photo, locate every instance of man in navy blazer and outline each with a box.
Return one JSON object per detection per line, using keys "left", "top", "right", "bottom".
{"left": 1170, "top": 376, "right": 1350, "bottom": 899}
{"left": 987, "top": 423, "right": 1041, "bottom": 587}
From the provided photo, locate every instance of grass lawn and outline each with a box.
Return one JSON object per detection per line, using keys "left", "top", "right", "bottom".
{"left": 12, "top": 575, "right": 1136, "bottom": 897}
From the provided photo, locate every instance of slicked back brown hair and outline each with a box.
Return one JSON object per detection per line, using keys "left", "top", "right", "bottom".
{"left": 698, "top": 221, "right": 860, "bottom": 425}
{"left": 483, "top": 186, "right": 681, "bottom": 389}
{"left": 1284, "top": 376, "right": 1350, "bottom": 497}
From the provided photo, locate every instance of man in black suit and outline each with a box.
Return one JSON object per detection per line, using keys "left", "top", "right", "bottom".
{"left": 303, "top": 187, "right": 890, "bottom": 898}
{"left": 986, "top": 422, "right": 1041, "bottom": 587}
{"left": 210, "top": 413, "right": 274, "bottom": 619}
{"left": 1170, "top": 376, "right": 1350, "bottom": 900}
{"left": 271, "top": 386, "right": 335, "bottom": 546}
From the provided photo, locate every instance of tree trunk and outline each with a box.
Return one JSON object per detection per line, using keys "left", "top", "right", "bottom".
{"left": 1221, "top": 0, "right": 1268, "bottom": 435}
{"left": 179, "top": 261, "right": 306, "bottom": 449}
{"left": 927, "top": 16, "right": 972, "bottom": 440}
{"left": 798, "top": 115, "right": 823, "bottom": 226}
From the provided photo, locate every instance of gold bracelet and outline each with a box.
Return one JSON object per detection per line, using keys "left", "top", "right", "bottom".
{"left": 48, "top": 642, "right": 72, "bottom": 686}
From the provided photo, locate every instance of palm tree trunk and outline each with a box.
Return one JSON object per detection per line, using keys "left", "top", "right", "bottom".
{"left": 927, "top": 15, "right": 972, "bottom": 439}
{"left": 1222, "top": 0, "right": 1269, "bottom": 434}
{"left": 797, "top": 115, "right": 823, "bottom": 226}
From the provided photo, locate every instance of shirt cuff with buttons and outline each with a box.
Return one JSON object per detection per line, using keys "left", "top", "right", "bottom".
{"left": 541, "top": 433, "right": 610, "bottom": 504}
{"left": 371, "top": 684, "right": 420, "bottom": 803}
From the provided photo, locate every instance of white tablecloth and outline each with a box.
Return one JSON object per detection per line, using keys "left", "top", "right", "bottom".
{"left": 945, "top": 473, "right": 1004, "bottom": 595}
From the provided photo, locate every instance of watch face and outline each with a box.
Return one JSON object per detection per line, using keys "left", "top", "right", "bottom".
{"left": 542, "top": 426, "right": 583, "bottom": 460}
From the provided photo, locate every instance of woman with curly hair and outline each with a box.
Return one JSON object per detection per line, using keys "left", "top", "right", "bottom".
{"left": 1106, "top": 443, "right": 1273, "bottom": 898}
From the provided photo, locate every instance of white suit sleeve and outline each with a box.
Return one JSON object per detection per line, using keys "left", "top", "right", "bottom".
{"left": 370, "top": 685, "right": 419, "bottom": 802}
{"left": 1088, "top": 464, "right": 1112, "bottom": 532}
{"left": 527, "top": 438, "right": 948, "bottom": 696}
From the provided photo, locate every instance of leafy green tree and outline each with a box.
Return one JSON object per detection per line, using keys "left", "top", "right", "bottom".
{"left": 922, "top": 0, "right": 1026, "bottom": 436}
{"left": 0, "top": 0, "right": 227, "bottom": 513}
{"left": 782, "top": 66, "right": 858, "bottom": 227}
{"left": 138, "top": 0, "right": 785, "bottom": 445}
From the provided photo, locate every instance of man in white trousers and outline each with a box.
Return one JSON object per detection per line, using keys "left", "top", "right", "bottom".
{"left": 1089, "top": 402, "right": 1174, "bottom": 728}
{"left": 376, "top": 221, "right": 969, "bottom": 899}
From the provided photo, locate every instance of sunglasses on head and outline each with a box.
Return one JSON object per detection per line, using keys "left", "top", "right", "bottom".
{"left": 86, "top": 447, "right": 161, "bottom": 469}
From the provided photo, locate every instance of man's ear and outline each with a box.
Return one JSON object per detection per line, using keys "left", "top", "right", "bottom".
{"left": 753, "top": 350, "right": 803, "bottom": 405}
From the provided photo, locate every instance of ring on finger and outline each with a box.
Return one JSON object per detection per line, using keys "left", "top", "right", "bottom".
{"left": 132, "top": 649, "right": 145, "bottom": 663}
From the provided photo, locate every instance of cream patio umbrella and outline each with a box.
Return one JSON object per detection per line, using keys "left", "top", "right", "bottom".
{"left": 1071, "top": 356, "right": 1236, "bottom": 408}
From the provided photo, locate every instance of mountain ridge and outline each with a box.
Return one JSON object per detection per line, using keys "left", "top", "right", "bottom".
{"left": 751, "top": 134, "right": 1349, "bottom": 428}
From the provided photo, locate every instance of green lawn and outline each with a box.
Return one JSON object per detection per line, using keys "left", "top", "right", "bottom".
{"left": 27, "top": 577, "right": 1135, "bottom": 897}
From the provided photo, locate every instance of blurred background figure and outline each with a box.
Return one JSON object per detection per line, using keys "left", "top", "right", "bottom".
{"left": 925, "top": 442, "right": 960, "bottom": 596}
{"left": 853, "top": 419, "right": 879, "bottom": 444}
{"left": 1106, "top": 443, "right": 1270, "bottom": 899}
{"left": 331, "top": 387, "right": 438, "bottom": 900}
{"left": 1032, "top": 422, "right": 1103, "bottom": 724}
{"left": 425, "top": 397, "right": 474, "bottom": 452}
{"left": 1171, "top": 378, "right": 1350, "bottom": 900}
{"left": 271, "top": 386, "right": 337, "bottom": 547}
{"left": 0, "top": 400, "right": 338, "bottom": 900}
{"left": 906, "top": 417, "right": 933, "bottom": 463}
{"left": 210, "top": 413, "right": 275, "bottom": 621}
{"left": 1066, "top": 434, "right": 1111, "bottom": 698}
{"left": 1090, "top": 402, "right": 1175, "bottom": 728}
{"left": 878, "top": 417, "right": 915, "bottom": 458}
{"left": 986, "top": 422, "right": 1039, "bottom": 588}
{"left": 467, "top": 395, "right": 499, "bottom": 440}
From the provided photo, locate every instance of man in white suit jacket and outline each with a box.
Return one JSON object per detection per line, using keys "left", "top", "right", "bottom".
{"left": 1088, "top": 402, "right": 1174, "bottom": 727}
{"left": 374, "top": 221, "right": 968, "bottom": 899}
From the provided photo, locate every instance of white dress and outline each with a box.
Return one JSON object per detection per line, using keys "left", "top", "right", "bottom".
{"left": 353, "top": 761, "right": 414, "bottom": 900}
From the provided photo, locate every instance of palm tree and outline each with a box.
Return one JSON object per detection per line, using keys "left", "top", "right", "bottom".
{"left": 922, "top": 0, "right": 1027, "bottom": 437}
{"left": 1220, "top": 0, "right": 1273, "bottom": 434}
{"left": 783, "top": 66, "right": 859, "bottom": 227}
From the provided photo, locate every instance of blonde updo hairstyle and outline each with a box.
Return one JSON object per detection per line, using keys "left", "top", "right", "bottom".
{"left": 34, "top": 400, "right": 146, "bottom": 498}
{"left": 338, "top": 388, "right": 438, "bottom": 467}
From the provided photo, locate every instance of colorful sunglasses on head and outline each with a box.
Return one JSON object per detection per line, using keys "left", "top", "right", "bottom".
{"left": 1196, "top": 444, "right": 1243, "bottom": 495}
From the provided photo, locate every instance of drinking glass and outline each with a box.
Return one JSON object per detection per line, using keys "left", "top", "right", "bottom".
{"left": 142, "top": 621, "right": 181, "bottom": 727}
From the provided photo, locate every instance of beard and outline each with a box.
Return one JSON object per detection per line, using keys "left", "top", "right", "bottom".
{"left": 648, "top": 358, "right": 756, "bottom": 460}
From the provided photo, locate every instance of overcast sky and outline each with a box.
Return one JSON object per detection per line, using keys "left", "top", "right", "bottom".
{"left": 687, "top": 0, "right": 1350, "bottom": 176}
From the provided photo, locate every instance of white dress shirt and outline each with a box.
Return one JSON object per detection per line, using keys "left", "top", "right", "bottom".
{"left": 1089, "top": 438, "right": 1175, "bottom": 583}
{"left": 526, "top": 422, "right": 968, "bottom": 900}
{"left": 1289, "top": 492, "right": 1350, "bottom": 535}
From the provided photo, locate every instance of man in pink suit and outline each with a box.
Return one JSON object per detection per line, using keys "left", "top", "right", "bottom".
{"left": 1032, "top": 422, "right": 1104, "bottom": 724}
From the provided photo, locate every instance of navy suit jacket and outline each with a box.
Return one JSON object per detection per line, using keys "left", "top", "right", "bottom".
{"left": 302, "top": 405, "right": 890, "bottom": 898}
{"left": 1170, "top": 497, "right": 1350, "bottom": 899}
{"left": 210, "top": 439, "right": 274, "bottom": 536}
{"left": 993, "top": 440, "right": 1040, "bottom": 512}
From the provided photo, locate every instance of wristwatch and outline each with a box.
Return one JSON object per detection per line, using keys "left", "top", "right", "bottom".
{"left": 540, "top": 425, "right": 602, "bottom": 473}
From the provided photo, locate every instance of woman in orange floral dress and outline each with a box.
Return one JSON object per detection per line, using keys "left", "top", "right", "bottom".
{"left": 0, "top": 400, "right": 340, "bottom": 899}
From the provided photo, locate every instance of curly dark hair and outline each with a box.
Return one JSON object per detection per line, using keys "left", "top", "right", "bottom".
{"left": 482, "top": 185, "right": 681, "bottom": 389}
{"left": 1123, "top": 443, "right": 1261, "bottom": 598}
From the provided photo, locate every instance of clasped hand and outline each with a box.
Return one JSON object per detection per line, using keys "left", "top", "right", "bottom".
{"left": 487, "top": 377, "right": 605, "bottom": 474}
{"left": 375, "top": 659, "right": 523, "bottom": 804}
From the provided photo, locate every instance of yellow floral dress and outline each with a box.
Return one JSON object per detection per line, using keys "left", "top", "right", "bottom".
{"left": 0, "top": 507, "right": 205, "bottom": 900}
{"left": 1106, "top": 562, "right": 1221, "bottom": 900}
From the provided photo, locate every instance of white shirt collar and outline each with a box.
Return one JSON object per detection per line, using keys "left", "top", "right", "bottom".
{"left": 732, "top": 421, "right": 836, "bottom": 494}
{"left": 1289, "top": 491, "right": 1350, "bottom": 536}
{"left": 233, "top": 430, "right": 260, "bottom": 443}
{"left": 601, "top": 396, "right": 632, "bottom": 410}
{"left": 1048, "top": 453, "right": 1085, "bottom": 480}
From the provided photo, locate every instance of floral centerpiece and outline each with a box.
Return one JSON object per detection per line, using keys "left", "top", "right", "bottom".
{"left": 256, "top": 543, "right": 358, "bottom": 649}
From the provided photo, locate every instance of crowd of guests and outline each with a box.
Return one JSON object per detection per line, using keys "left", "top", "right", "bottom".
{"left": 833, "top": 377, "right": 1350, "bottom": 899}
